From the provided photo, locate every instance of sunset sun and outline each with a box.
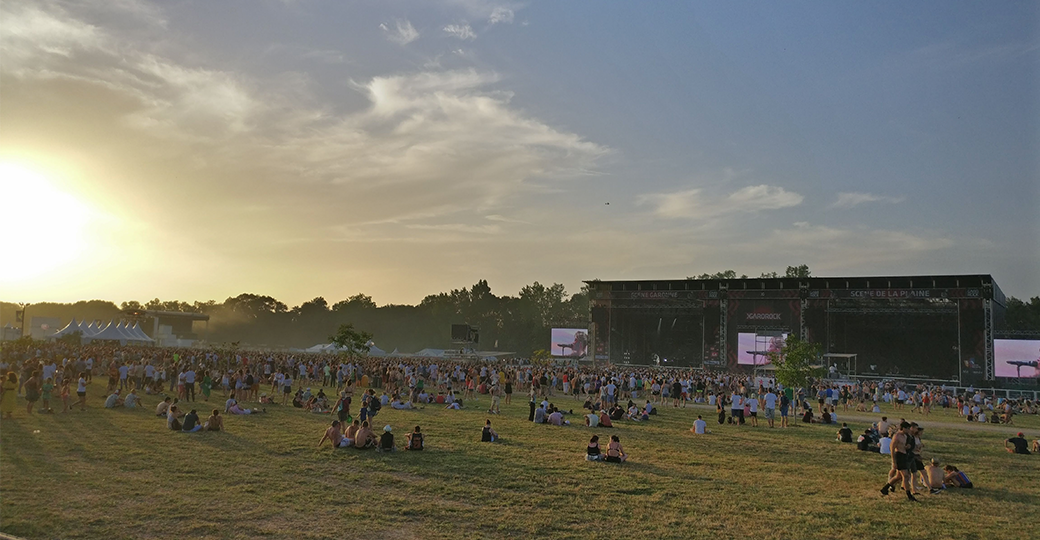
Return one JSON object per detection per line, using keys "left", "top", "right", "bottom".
{"left": 0, "top": 162, "right": 94, "bottom": 282}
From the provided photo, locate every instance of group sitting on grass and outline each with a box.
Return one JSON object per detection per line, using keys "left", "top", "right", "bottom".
{"left": 586, "top": 434, "right": 626, "bottom": 463}
{"left": 319, "top": 421, "right": 426, "bottom": 451}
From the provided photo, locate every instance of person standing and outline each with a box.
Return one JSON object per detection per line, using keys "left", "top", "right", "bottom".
{"left": 763, "top": 389, "right": 778, "bottom": 428}
{"left": 184, "top": 367, "right": 196, "bottom": 402}
{"left": 76, "top": 372, "right": 88, "bottom": 411}
{"left": 0, "top": 372, "right": 18, "bottom": 419}
{"left": 23, "top": 370, "right": 41, "bottom": 415}
{"left": 880, "top": 422, "right": 918, "bottom": 501}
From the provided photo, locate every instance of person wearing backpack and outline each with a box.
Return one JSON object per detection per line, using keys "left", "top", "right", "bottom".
{"left": 405, "top": 426, "right": 424, "bottom": 451}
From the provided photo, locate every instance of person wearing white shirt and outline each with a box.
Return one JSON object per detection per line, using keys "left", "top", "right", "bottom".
{"left": 731, "top": 392, "right": 744, "bottom": 425}
{"left": 763, "top": 391, "right": 778, "bottom": 428}
{"left": 184, "top": 369, "right": 196, "bottom": 401}
{"left": 691, "top": 415, "right": 709, "bottom": 434}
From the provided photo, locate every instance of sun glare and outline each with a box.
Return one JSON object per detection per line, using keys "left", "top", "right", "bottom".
{"left": 0, "top": 162, "right": 94, "bottom": 282}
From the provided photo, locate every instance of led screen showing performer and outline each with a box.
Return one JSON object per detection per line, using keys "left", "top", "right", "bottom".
{"left": 994, "top": 339, "right": 1040, "bottom": 378}
{"left": 737, "top": 332, "right": 789, "bottom": 365}
{"left": 551, "top": 328, "right": 589, "bottom": 358}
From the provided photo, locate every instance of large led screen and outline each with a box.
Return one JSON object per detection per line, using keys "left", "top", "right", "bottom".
{"left": 551, "top": 328, "right": 589, "bottom": 358}
{"left": 737, "top": 332, "right": 788, "bottom": 365}
{"left": 994, "top": 339, "right": 1040, "bottom": 378}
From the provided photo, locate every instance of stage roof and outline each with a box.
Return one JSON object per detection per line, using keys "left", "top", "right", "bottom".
{"left": 585, "top": 274, "right": 1005, "bottom": 306}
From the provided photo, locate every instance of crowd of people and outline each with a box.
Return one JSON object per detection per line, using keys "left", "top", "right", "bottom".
{"left": 2, "top": 340, "right": 1037, "bottom": 490}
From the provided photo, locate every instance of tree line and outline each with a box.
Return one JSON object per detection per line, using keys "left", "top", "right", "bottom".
{"left": 0, "top": 280, "right": 590, "bottom": 355}
{"left": 3, "top": 267, "right": 1039, "bottom": 354}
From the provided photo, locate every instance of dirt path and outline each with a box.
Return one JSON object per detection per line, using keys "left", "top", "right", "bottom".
{"left": 678, "top": 402, "right": 1038, "bottom": 436}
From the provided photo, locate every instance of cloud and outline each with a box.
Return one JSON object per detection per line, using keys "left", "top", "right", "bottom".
{"left": 489, "top": 7, "right": 514, "bottom": 25}
{"left": 380, "top": 19, "right": 419, "bottom": 45}
{"left": 407, "top": 223, "right": 501, "bottom": 234}
{"left": 745, "top": 222, "right": 954, "bottom": 267}
{"left": 444, "top": 23, "right": 477, "bottom": 40}
{"left": 831, "top": 192, "right": 906, "bottom": 208}
{"left": 638, "top": 184, "right": 803, "bottom": 219}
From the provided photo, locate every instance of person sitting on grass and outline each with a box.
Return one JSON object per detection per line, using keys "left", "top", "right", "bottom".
{"left": 391, "top": 398, "right": 413, "bottom": 410}
{"left": 1005, "top": 432, "right": 1031, "bottom": 454}
{"left": 857, "top": 429, "right": 879, "bottom": 452}
{"left": 124, "top": 388, "right": 142, "bottom": 409}
{"left": 533, "top": 403, "right": 547, "bottom": 424}
{"left": 548, "top": 408, "right": 568, "bottom": 426}
{"left": 354, "top": 421, "right": 377, "bottom": 449}
{"left": 924, "top": 459, "right": 944, "bottom": 493}
{"left": 445, "top": 400, "right": 463, "bottom": 410}
{"left": 319, "top": 420, "right": 350, "bottom": 448}
{"left": 167, "top": 405, "right": 184, "bottom": 431}
{"left": 204, "top": 409, "right": 223, "bottom": 431}
{"left": 156, "top": 397, "right": 173, "bottom": 417}
{"left": 182, "top": 409, "right": 203, "bottom": 433}
{"left": 802, "top": 407, "right": 815, "bottom": 424}
{"left": 378, "top": 425, "right": 396, "bottom": 452}
{"left": 605, "top": 435, "right": 627, "bottom": 463}
{"left": 104, "top": 389, "right": 124, "bottom": 409}
{"left": 585, "top": 410, "right": 599, "bottom": 427}
{"left": 837, "top": 422, "right": 853, "bottom": 443}
{"left": 227, "top": 398, "right": 265, "bottom": 415}
{"left": 879, "top": 427, "right": 895, "bottom": 455}
{"left": 598, "top": 409, "right": 614, "bottom": 428}
{"left": 943, "top": 465, "right": 973, "bottom": 488}
{"left": 691, "top": 415, "right": 709, "bottom": 434}
{"left": 586, "top": 435, "right": 604, "bottom": 461}
{"left": 481, "top": 419, "right": 499, "bottom": 442}
{"left": 625, "top": 403, "right": 641, "bottom": 421}
{"left": 405, "top": 425, "right": 424, "bottom": 451}
{"left": 344, "top": 419, "right": 361, "bottom": 443}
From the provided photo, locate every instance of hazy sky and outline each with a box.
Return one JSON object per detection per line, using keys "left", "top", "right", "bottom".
{"left": 2, "top": 0, "right": 1038, "bottom": 306}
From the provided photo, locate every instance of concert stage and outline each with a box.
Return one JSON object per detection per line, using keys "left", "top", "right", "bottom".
{"left": 587, "top": 275, "right": 1006, "bottom": 384}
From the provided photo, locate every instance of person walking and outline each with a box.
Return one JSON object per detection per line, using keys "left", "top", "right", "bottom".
{"left": 880, "top": 422, "right": 918, "bottom": 501}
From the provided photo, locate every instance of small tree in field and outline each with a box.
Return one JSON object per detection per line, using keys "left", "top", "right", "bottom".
{"left": 767, "top": 335, "right": 824, "bottom": 389}
{"left": 329, "top": 323, "right": 373, "bottom": 359}
{"left": 530, "top": 349, "right": 553, "bottom": 367}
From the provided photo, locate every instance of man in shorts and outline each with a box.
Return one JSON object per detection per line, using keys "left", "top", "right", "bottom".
{"left": 763, "top": 389, "right": 777, "bottom": 428}
{"left": 880, "top": 422, "right": 918, "bottom": 501}
{"left": 730, "top": 392, "right": 744, "bottom": 425}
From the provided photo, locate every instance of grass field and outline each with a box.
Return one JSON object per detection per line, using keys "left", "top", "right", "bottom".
{"left": 2, "top": 389, "right": 1038, "bottom": 540}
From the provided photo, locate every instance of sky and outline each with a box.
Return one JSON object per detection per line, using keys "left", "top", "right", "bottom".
{"left": 1, "top": 0, "right": 1038, "bottom": 307}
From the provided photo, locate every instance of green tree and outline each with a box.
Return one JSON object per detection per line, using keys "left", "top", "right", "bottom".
{"left": 785, "top": 264, "right": 811, "bottom": 278}
{"left": 329, "top": 323, "right": 373, "bottom": 357}
{"left": 767, "top": 335, "right": 824, "bottom": 389}
{"left": 1005, "top": 296, "right": 1040, "bottom": 332}
{"left": 689, "top": 270, "right": 747, "bottom": 280}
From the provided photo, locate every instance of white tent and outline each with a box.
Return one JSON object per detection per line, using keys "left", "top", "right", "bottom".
{"left": 88, "top": 321, "right": 132, "bottom": 344}
{"left": 128, "top": 322, "right": 154, "bottom": 342}
{"left": 115, "top": 321, "right": 138, "bottom": 341}
{"left": 78, "top": 320, "right": 96, "bottom": 336}
{"left": 50, "top": 318, "right": 81, "bottom": 338}
{"left": 368, "top": 344, "right": 387, "bottom": 357}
